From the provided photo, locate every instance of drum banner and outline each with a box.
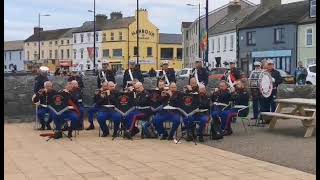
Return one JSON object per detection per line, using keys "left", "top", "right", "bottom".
{"left": 113, "top": 92, "right": 135, "bottom": 116}
{"left": 48, "top": 92, "right": 70, "bottom": 115}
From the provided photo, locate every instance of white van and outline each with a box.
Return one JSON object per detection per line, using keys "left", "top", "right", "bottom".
{"left": 306, "top": 64, "right": 316, "bottom": 85}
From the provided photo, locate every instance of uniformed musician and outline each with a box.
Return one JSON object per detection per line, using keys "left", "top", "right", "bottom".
{"left": 69, "top": 80, "right": 85, "bottom": 129}
{"left": 190, "top": 60, "right": 209, "bottom": 86}
{"left": 33, "top": 66, "right": 49, "bottom": 94}
{"left": 250, "top": 61, "right": 262, "bottom": 121}
{"left": 97, "top": 60, "right": 116, "bottom": 88}
{"left": 185, "top": 77, "right": 199, "bottom": 94}
{"left": 68, "top": 68, "right": 84, "bottom": 90}
{"left": 158, "top": 61, "right": 176, "bottom": 85}
{"left": 123, "top": 61, "right": 144, "bottom": 89}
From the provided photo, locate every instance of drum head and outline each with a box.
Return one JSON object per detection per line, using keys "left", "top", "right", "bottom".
{"left": 259, "top": 72, "right": 273, "bottom": 98}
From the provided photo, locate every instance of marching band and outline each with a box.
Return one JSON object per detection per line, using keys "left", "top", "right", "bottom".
{"left": 33, "top": 59, "right": 282, "bottom": 141}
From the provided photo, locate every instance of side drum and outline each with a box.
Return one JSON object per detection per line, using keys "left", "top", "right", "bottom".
{"left": 249, "top": 70, "right": 273, "bottom": 98}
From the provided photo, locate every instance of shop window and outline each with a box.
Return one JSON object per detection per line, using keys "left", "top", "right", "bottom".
{"left": 160, "top": 48, "right": 174, "bottom": 60}
{"left": 134, "top": 47, "right": 138, "bottom": 56}
{"left": 177, "top": 48, "right": 182, "bottom": 60}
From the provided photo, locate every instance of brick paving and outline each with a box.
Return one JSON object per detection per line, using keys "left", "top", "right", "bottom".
{"left": 5, "top": 123, "right": 316, "bottom": 180}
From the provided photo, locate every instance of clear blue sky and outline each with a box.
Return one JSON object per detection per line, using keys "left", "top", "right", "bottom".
{"left": 4, "top": 0, "right": 301, "bottom": 41}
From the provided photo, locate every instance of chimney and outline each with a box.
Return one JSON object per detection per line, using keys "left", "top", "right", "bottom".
{"left": 228, "top": 0, "right": 241, "bottom": 14}
{"left": 96, "top": 14, "right": 108, "bottom": 25}
{"left": 34, "top": 27, "right": 43, "bottom": 35}
{"left": 110, "top": 12, "right": 123, "bottom": 20}
{"left": 261, "top": 0, "right": 281, "bottom": 9}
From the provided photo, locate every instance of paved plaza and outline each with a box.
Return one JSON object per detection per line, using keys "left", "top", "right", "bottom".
{"left": 5, "top": 123, "right": 316, "bottom": 180}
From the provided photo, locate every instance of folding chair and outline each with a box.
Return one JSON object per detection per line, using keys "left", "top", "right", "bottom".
{"left": 232, "top": 105, "right": 253, "bottom": 134}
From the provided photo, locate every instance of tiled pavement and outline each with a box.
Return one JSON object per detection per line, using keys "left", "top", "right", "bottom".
{"left": 5, "top": 123, "right": 316, "bottom": 180}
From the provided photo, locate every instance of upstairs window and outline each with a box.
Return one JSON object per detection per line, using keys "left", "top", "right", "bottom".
{"left": 274, "top": 28, "right": 285, "bottom": 43}
{"left": 306, "top": 28, "right": 313, "bottom": 46}
{"left": 103, "top": 33, "right": 106, "bottom": 41}
{"left": 111, "top": 32, "right": 114, "bottom": 41}
{"left": 223, "top": 36, "right": 227, "bottom": 51}
{"left": 80, "top": 34, "right": 84, "bottom": 43}
{"left": 119, "top": 32, "right": 123, "bottom": 40}
{"left": 217, "top": 38, "right": 220, "bottom": 52}
{"left": 310, "top": 0, "right": 316, "bottom": 17}
{"left": 95, "top": 33, "right": 99, "bottom": 42}
{"left": 247, "top": 31, "right": 256, "bottom": 45}
{"left": 113, "top": 49, "right": 122, "bottom": 57}
{"left": 147, "top": 47, "right": 152, "bottom": 57}
{"left": 230, "top": 34, "right": 234, "bottom": 51}
{"left": 61, "top": 40, "right": 64, "bottom": 45}
{"left": 73, "top": 35, "right": 77, "bottom": 43}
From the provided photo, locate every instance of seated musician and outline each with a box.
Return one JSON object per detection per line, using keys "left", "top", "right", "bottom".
{"left": 52, "top": 83, "right": 81, "bottom": 139}
{"left": 96, "top": 81, "right": 122, "bottom": 137}
{"left": 154, "top": 83, "right": 181, "bottom": 140}
{"left": 210, "top": 81, "right": 232, "bottom": 132}
{"left": 123, "top": 82, "right": 151, "bottom": 139}
{"left": 69, "top": 80, "right": 85, "bottom": 129}
{"left": 32, "top": 81, "right": 56, "bottom": 130}
{"left": 220, "top": 81, "right": 249, "bottom": 136}
{"left": 185, "top": 77, "right": 199, "bottom": 94}
{"left": 183, "top": 84, "right": 209, "bottom": 142}
{"left": 85, "top": 82, "right": 109, "bottom": 130}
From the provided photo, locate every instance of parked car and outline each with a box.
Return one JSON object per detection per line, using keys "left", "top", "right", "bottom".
{"left": 277, "top": 69, "right": 295, "bottom": 84}
{"left": 306, "top": 64, "right": 316, "bottom": 85}
{"left": 208, "top": 67, "right": 227, "bottom": 80}
{"left": 177, "top": 68, "right": 192, "bottom": 79}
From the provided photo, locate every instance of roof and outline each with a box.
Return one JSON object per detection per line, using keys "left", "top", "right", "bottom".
{"left": 73, "top": 16, "right": 135, "bottom": 33}
{"left": 4, "top": 40, "right": 24, "bottom": 51}
{"left": 240, "top": 0, "right": 309, "bottom": 29}
{"left": 60, "top": 27, "right": 79, "bottom": 38}
{"left": 298, "top": 13, "right": 316, "bottom": 24}
{"left": 159, "top": 33, "right": 182, "bottom": 44}
{"left": 182, "top": 22, "right": 192, "bottom": 28}
{"left": 24, "top": 28, "right": 72, "bottom": 42}
{"left": 208, "top": 5, "right": 258, "bottom": 35}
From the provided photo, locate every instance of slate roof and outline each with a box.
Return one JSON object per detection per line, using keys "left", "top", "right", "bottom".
{"left": 24, "top": 28, "right": 72, "bottom": 42}
{"left": 208, "top": 5, "right": 258, "bottom": 35}
{"left": 60, "top": 27, "right": 79, "bottom": 38}
{"left": 159, "top": 33, "right": 182, "bottom": 44}
{"left": 298, "top": 13, "right": 316, "bottom": 24}
{"left": 239, "top": 0, "right": 309, "bottom": 29}
{"left": 182, "top": 22, "right": 192, "bottom": 29}
{"left": 4, "top": 40, "right": 24, "bottom": 51}
{"left": 73, "top": 16, "right": 135, "bottom": 33}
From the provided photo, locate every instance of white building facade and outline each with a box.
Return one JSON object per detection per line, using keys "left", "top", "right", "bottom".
{"left": 4, "top": 40, "right": 25, "bottom": 72}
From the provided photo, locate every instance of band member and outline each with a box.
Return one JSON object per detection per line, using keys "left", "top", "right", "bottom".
{"left": 154, "top": 83, "right": 181, "bottom": 140}
{"left": 97, "top": 61, "right": 116, "bottom": 88}
{"left": 183, "top": 84, "right": 209, "bottom": 142}
{"left": 85, "top": 82, "right": 109, "bottom": 130}
{"left": 158, "top": 61, "right": 176, "bottom": 85}
{"left": 222, "top": 61, "right": 241, "bottom": 84}
{"left": 123, "top": 61, "right": 144, "bottom": 89}
{"left": 52, "top": 83, "right": 81, "bottom": 139}
{"left": 68, "top": 69, "right": 84, "bottom": 90}
{"left": 33, "top": 66, "right": 49, "bottom": 93}
{"left": 32, "top": 81, "right": 56, "bottom": 130}
{"left": 220, "top": 81, "right": 249, "bottom": 135}
{"left": 96, "top": 81, "right": 122, "bottom": 137}
{"left": 262, "top": 59, "right": 283, "bottom": 113}
{"left": 69, "top": 80, "right": 85, "bottom": 129}
{"left": 250, "top": 61, "right": 262, "bottom": 120}
{"left": 190, "top": 60, "right": 209, "bottom": 86}
{"left": 185, "top": 77, "right": 199, "bottom": 93}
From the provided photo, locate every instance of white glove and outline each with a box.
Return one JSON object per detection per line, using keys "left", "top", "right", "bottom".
{"left": 272, "top": 78, "right": 275, "bottom": 83}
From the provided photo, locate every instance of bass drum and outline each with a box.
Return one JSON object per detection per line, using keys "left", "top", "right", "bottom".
{"left": 248, "top": 70, "right": 273, "bottom": 98}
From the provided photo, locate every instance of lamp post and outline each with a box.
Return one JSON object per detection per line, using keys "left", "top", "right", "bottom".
{"left": 88, "top": 0, "right": 96, "bottom": 73}
{"left": 136, "top": 0, "right": 139, "bottom": 65}
{"left": 205, "top": 0, "right": 209, "bottom": 68}
{"left": 186, "top": 3, "right": 201, "bottom": 59}
{"left": 38, "top": 14, "right": 50, "bottom": 63}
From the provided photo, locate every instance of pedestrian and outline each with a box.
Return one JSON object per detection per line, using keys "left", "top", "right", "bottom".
{"left": 294, "top": 61, "right": 308, "bottom": 85}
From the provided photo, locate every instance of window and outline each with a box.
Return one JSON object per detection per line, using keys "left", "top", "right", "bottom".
{"left": 185, "top": 47, "right": 189, "bottom": 57}
{"left": 34, "top": 51, "right": 37, "bottom": 59}
{"left": 247, "top": 31, "right": 256, "bottom": 45}
{"left": 4, "top": 52, "right": 6, "bottom": 60}
{"left": 19, "top": 51, "right": 22, "bottom": 60}
{"left": 55, "top": 41, "right": 58, "bottom": 45}
{"left": 95, "top": 33, "right": 99, "bottom": 42}
{"left": 217, "top": 38, "right": 220, "bottom": 52}
{"left": 103, "top": 49, "right": 110, "bottom": 57}
{"left": 119, "top": 32, "right": 123, "bottom": 40}
{"left": 230, "top": 35, "right": 234, "bottom": 51}
{"left": 27, "top": 43, "right": 29, "bottom": 46}
{"left": 41, "top": 42, "right": 44, "bottom": 46}
{"left": 80, "top": 34, "right": 84, "bottom": 43}
{"left": 113, "top": 49, "right": 122, "bottom": 57}
{"left": 67, "top": 49, "right": 70, "bottom": 58}
{"left": 306, "top": 28, "right": 313, "bottom": 46}
{"left": 41, "top": 50, "right": 44, "bottom": 58}
{"left": 61, "top": 49, "right": 64, "bottom": 59}
{"left": 111, "top": 32, "right": 114, "bottom": 41}
{"left": 134, "top": 47, "right": 138, "bottom": 56}
{"left": 211, "top": 39, "right": 214, "bottom": 53}
{"left": 103, "top": 33, "right": 106, "bottom": 41}
{"left": 274, "top": 28, "right": 285, "bottom": 43}
{"left": 67, "top": 40, "right": 69, "bottom": 44}
{"left": 160, "top": 48, "right": 174, "bottom": 59}
{"left": 49, "top": 41, "right": 52, "bottom": 45}
{"left": 147, "top": 47, "right": 152, "bottom": 57}
{"left": 310, "top": 0, "right": 316, "bottom": 17}
{"left": 223, "top": 36, "right": 227, "bottom": 51}
{"left": 186, "top": 31, "right": 189, "bottom": 40}
{"left": 61, "top": 40, "right": 64, "bottom": 45}
{"left": 34, "top": 42, "right": 37, "bottom": 46}
{"left": 9, "top": 52, "right": 11, "bottom": 60}
{"left": 73, "top": 49, "right": 77, "bottom": 59}
{"left": 177, "top": 48, "right": 182, "bottom": 59}
{"left": 74, "top": 35, "right": 77, "bottom": 43}
{"left": 27, "top": 51, "right": 29, "bottom": 60}
{"left": 55, "top": 50, "right": 58, "bottom": 59}
{"left": 87, "top": 33, "right": 91, "bottom": 42}
{"left": 95, "top": 48, "right": 99, "bottom": 58}
{"left": 49, "top": 50, "right": 52, "bottom": 59}
{"left": 80, "top": 49, "right": 84, "bottom": 59}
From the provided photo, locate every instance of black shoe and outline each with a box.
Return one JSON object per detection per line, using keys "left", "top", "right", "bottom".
{"left": 186, "top": 135, "right": 193, "bottom": 142}
{"left": 62, "top": 125, "right": 69, "bottom": 131}
{"left": 85, "top": 124, "right": 95, "bottom": 130}
{"left": 223, "top": 130, "right": 233, "bottom": 136}
{"left": 167, "top": 135, "right": 174, "bottom": 140}
{"left": 131, "top": 127, "right": 140, "bottom": 136}
{"left": 38, "top": 125, "right": 45, "bottom": 131}
{"left": 54, "top": 131, "right": 62, "bottom": 139}
{"left": 124, "top": 131, "right": 132, "bottom": 139}
{"left": 112, "top": 132, "right": 117, "bottom": 138}
{"left": 160, "top": 134, "right": 168, "bottom": 140}
{"left": 198, "top": 136, "right": 204, "bottom": 142}
{"left": 46, "top": 124, "right": 52, "bottom": 130}
{"left": 68, "top": 130, "right": 73, "bottom": 138}
{"left": 101, "top": 132, "right": 109, "bottom": 137}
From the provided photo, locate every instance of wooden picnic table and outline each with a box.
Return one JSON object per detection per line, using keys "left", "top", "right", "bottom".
{"left": 261, "top": 98, "right": 316, "bottom": 137}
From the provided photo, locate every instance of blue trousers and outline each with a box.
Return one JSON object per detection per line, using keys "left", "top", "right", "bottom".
{"left": 52, "top": 111, "right": 80, "bottom": 131}
{"left": 220, "top": 109, "right": 238, "bottom": 130}
{"left": 183, "top": 114, "right": 209, "bottom": 136}
{"left": 252, "top": 97, "right": 260, "bottom": 119}
{"left": 88, "top": 105, "right": 100, "bottom": 125}
{"left": 37, "top": 107, "right": 53, "bottom": 125}
{"left": 97, "top": 111, "right": 122, "bottom": 134}
{"left": 125, "top": 110, "right": 145, "bottom": 131}
{"left": 211, "top": 110, "right": 229, "bottom": 130}
{"left": 79, "top": 106, "right": 85, "bottom": 126}
{"left": 154, "top": 112, "right": 181, "bottom": 137}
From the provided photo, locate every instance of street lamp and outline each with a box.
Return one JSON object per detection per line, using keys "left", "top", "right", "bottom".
{"left": 38, "top": 13, "right": 50, "bottom": 63}
{"left": 186, "top": 3, "right": 201, "bottom": 59}
{"left": 136, "top": 0, "right": 140, "bottom": 65}
{"left": 88, "top": 0, "right": 96, "bottom": 73}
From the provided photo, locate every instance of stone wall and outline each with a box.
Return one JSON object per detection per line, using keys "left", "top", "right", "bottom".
{"left": 4, "top": 75, "right": 316, "bottom": 122}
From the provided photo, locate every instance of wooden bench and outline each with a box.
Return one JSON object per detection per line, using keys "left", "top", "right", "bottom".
{"left": 260, "top": 112, "right": 314, "bottom": 120}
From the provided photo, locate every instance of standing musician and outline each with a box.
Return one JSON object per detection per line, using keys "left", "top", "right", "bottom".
{"left": 69, "top": 80, "right": 85, "bottom": 129}
{"left": 68, "top": 69, "right": 84, "bottom": 90}
{"left": 183, "top": 84, "right": 210, "bottom": 142}
{"left": 222, "top": 60, "right": 241, "bottom": 92}
{"left": 85, "top": 82, "right": 109, "bottom": 130}
{"left": 250, "top": 61, "right": 262, "bottom": 121}
{"left": 97, "top": 60, "right": 116, "bottom": 88}
{"left": 96, "top": 81, "right": 122, "bottom": 137}
{"left": 32, "top": 81, "right": 56, "bottom": 130}
{"left": 33, "top": 66, "right": 49, "bottom": 94}
{"left": 185, "top": 77, "right": 199, "bottom": 93}
{"left": 154, "top": 83, "right": 181, "bottom": 140}
{"left": 52, "top": 83, "right": 81, "bottom": 139}
{"left": 190, "top": 60, "right": 209, "bottom": 86}
{"left": 123, "top": 61, "right": 144, "bottom": 90}
{"left": 220, "top": 81, "right": 249, "bottom": 136}
{"left": 158, "top": 61, "right": 176, "bottom": 85}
